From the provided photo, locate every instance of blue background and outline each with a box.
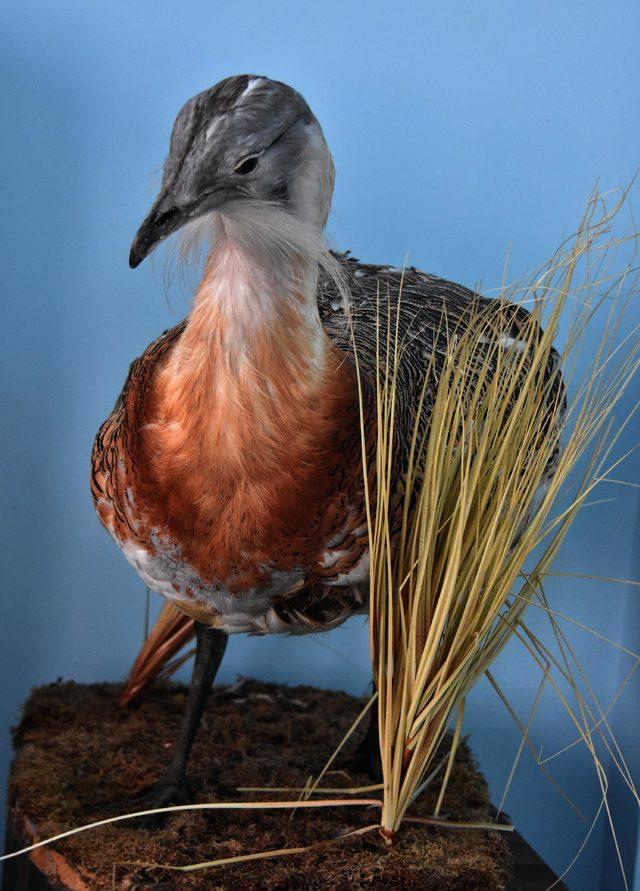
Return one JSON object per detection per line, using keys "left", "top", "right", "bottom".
{"left": 1, "top": 2, "right": 639, "bottom": 889}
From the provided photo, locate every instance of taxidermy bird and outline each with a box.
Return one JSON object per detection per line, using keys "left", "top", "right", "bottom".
{"left": 91, "top": 74, "right": 564, "bottom": 809}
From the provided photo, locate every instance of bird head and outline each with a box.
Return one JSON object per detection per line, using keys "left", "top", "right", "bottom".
{"left": 129, "top": 75, "right": 335, "bottom": 268}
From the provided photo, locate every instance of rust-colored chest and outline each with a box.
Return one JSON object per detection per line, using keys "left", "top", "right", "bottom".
{"left": 91, "top": 319, "right": 370, "bottom": 627}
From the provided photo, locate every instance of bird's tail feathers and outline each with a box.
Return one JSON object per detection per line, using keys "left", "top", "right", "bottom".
{"left": 119, "top": 603, "right": 195, "bottom": 705}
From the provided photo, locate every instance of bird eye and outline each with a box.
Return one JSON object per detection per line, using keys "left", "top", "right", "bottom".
{"left": 235, "top": 154, "right": 260, "bottom": 175}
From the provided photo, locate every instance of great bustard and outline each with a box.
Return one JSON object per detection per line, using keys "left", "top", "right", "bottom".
{"left": 91, "top": 74, "right": 564, "bottom": 809}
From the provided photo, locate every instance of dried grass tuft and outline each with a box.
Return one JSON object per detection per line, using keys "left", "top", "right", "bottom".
{"left": 353, "top": 185, "right": 640, "bottom": 843}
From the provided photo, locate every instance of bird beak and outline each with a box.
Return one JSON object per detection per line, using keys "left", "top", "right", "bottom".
{"left": 129, "top": 192, "right": 185, "bottom": 269}
{"left": 128, "top": 183, "right": 241, "bottom": 268}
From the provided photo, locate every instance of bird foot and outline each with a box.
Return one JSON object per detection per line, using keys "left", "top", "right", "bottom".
{"left": 117, "top": 773, "right": 193, "bottom": 828}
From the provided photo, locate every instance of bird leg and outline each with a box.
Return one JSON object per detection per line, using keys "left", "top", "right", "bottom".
{"left": 345, "top": 697, "right": 382, "bottom": 781}
{"left": 131, "top": 621, "right": 228, "bottom": 816}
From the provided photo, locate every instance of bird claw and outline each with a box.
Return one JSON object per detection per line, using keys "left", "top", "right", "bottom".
{"left": 117, "top": 774, "right": 193, "bottom": 828}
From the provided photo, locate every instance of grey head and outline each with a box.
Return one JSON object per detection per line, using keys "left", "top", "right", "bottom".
{"left": 129, "top": 75, "right": 335, "bottom": 268}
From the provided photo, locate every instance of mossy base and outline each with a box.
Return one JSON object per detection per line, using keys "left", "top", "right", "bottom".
{"left": 8, "top": 679, "right": 510, "bottom": 889}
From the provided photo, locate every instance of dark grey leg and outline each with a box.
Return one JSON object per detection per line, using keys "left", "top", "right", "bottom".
{"left": 132, "top": 622, "right": 228, "bottom": 815}
{"left": 350, "top": 703, "right": 382, "bottom": 779}
{"left": 342, "top": 691, "right": 382, "bottom": 781}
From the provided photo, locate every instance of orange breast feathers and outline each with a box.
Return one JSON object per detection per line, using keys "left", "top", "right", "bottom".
{"left": 127, "top": 279, "right": 367, "bottom": 594}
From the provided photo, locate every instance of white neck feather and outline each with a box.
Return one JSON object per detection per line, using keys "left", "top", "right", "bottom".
{"left": 172, "top": 208, "right": 313, "bottom": 387}
{"left": 178, "top": 198, "right": 347, "bottom": 374}
{"left": 205, "top": 212, "right": 324, "bottom": 370}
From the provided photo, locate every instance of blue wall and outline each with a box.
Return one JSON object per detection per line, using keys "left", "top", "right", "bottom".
{"left": 1, "top": 3, "right": 639, "bottom": 888}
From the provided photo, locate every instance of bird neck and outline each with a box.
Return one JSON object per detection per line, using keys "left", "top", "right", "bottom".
{"left": 188, "top": 212, "right": 327, "bottom": 374}
{"left": 149, "top": 212, "right": 350, "bottom": 477}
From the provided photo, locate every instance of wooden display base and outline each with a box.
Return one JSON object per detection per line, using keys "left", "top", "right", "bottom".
{"left": 3, "top": 680, "right": 567, "bottom": 889}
